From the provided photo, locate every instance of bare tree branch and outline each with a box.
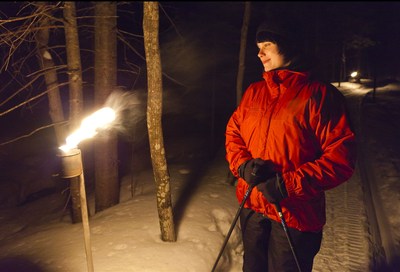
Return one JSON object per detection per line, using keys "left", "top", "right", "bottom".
{"left": 0, "top": 121, "right": 68, "bottom": 146}
{"left": 0, "top": 82, "right": 68, "bottom": 116}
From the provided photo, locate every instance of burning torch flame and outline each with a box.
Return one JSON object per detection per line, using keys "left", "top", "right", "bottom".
{"left": 59, "top": 107, "right": 116, "bottom": 152}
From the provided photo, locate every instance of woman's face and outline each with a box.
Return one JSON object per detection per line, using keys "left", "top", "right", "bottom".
{"left": 257, "top": 41, "right": 290, "bottom": 72}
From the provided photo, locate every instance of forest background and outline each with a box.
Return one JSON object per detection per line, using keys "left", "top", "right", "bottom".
{"left": 0, "top": 1, "right": 399, "bottom": 242}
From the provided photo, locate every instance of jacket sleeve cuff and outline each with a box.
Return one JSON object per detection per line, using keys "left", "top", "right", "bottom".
{"left": 277, "top": 173, "right": 288, "bottom": 198}
{"left": 281, "top": 171, "right": 295, "bottom": 197}
{"left": 237, "top": 159, "right": 251, "bottom": 179}
{"left": 231, "top": 157, "right": 251, "bottom": 178}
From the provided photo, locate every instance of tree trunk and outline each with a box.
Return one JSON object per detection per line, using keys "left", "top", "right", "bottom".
{"left": 143, "top": 1, "right": 176, "bottom": 242}
{"left": 64, "top": 2, "right": 83, "bottom": 130}
{"left": 35, "top": 2, "right": 66, "bottom": 145}
{"left": 94, "top": 2, "right": 119, "bottom": 213}
{"left": 63, "top": 1, "right": 85, "bottom": 223}
{"left": 36, "top": 3, "right": 80, "bottom": 221}
{"left": 236, "top": 1, "right": 251, "bottom": 106}
{"left": 227, "top": 2, "right": 251, "bottom": 185}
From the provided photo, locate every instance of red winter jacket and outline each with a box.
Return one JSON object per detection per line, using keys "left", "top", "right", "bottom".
{"left": 225, "top": 69, "right": 356, "bottom": 232}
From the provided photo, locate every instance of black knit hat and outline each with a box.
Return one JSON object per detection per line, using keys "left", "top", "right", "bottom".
{"left": 256, "top": 18, "right": 298, "bottom": 43}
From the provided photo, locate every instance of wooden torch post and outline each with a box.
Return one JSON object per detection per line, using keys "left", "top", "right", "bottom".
{"left": 59, "top": 148, "right": 94, "bottom": 272}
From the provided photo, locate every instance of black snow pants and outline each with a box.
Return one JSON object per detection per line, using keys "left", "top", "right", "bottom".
{"left": 239, "top": 208, "right": 322, "bottom": 272}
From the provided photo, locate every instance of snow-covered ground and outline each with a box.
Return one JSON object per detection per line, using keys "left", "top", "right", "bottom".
{"left": 0, "top": 81, "right": 399, "bottom": 271}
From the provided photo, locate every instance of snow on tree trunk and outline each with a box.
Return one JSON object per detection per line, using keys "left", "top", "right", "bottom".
{"left": 35, "top": 2, "right": 66, "bottom": 145}
{"left": 36, "top": 2, "right": 82, "bottom": 223}
{"left": 143, "top": 1, "right": 176, "bottom": 242}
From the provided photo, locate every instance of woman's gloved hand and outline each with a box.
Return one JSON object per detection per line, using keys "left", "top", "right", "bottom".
{"left": 238, "top": 158, "right": 276, "bottom": 187}
{"left": 256, "top": 174, "right": 288, "bottom": 204}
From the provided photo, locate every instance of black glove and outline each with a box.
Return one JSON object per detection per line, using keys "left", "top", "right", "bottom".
{"left": 238, "top": 158, "right": 276, "bottom": 187}
{"left": 256, "top": 174, "right": 288, "bottom": 204}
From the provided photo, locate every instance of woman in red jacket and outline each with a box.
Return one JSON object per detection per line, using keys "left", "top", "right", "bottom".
{"left": 225, "top": 18, "right": 356, "bottom": 272}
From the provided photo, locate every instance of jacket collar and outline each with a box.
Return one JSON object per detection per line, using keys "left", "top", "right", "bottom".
{"left": 262, "top": 69, "right": 309, "bottom": 92}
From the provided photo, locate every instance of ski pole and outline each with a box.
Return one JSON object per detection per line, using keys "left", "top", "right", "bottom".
{"left": 211, "top": 184, "right": 255, "bottom": 272}
{"left": 274, "top": 203, "right": 302, "bottom": 272}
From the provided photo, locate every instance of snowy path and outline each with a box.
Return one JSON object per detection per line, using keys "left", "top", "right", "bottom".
{"left": 313, "top": 83, "right": 372, "bottom": 271}
{"left": 315, "top": 82, "right": 400, "bottom": 271}
{"left": 313, "top": 165, "right": 371, "bottom": 271}
{"left": 360, "top": 85, "right": 400, "bottom": 270}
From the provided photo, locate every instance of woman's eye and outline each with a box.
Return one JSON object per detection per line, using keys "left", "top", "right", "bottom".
{"left": 258, "top": 42, "right": 272, "bottom": 50}
{"left": 260, "top": 43, "right": 270, "bottom": 50}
